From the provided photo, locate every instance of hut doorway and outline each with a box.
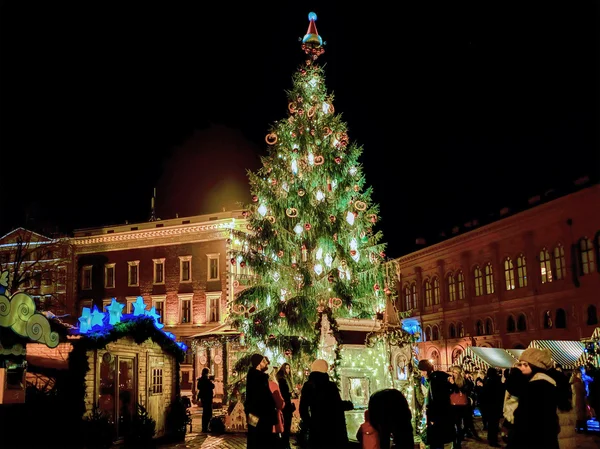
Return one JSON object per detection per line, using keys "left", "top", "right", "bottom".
{"left": 99, "top": 354, "right": 137, "bottom": 439}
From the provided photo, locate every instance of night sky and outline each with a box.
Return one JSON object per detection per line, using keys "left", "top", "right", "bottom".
{"left": 1, "top": 2, "right": 598, "bottom": 256}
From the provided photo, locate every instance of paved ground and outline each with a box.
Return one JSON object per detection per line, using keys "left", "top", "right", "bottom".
{"left": 155, "top": 408, "right": 600, "bottom": 449}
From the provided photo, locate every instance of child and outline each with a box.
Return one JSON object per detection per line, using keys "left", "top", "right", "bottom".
{"left": 356, "top": 409, "right": 380, "bottom": 449}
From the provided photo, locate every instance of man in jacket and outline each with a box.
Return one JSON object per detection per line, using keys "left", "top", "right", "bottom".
{"left": 197, "top": 368, "right": 215, "bottom": 433}
{"left": 244, "top": 353, "right": 277, "bottom": 448}
{"left": 419, "top": 359, "right": 455, "bottom": 449}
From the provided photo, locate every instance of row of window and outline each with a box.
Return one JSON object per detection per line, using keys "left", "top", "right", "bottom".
{"left": 80, "top": 293, "right": 222, "bottom": 325}
{"left": 80, "top": 255, "right": 220, "bottom": 290}
{"left": 423, "top": 304, "right": 598, "bottom": 341}
{"left": 403, "top": 239, "right": 597, "bottom": 310}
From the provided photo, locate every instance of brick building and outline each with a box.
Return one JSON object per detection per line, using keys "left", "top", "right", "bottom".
{"left": 70, "top": 210, "right": 248, "bottom": 394}
{"left": 394, "top": 182, "right": 600, "bottom": 371}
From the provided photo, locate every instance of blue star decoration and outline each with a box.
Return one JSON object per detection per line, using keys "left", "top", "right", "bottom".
{"left": 79, "top": 307, "right": 92, "bottom": 333}
{"left": 90, "top": 305, "right": 105, "bottom": 329}
{"left": 132, "top": 296, "right": 147, "bottom": 316}
{"left": 145, "top": 306, "right": 164, "bottom": 329}
{"left": 106, "top": 298, "right": 125, "bottom": 325}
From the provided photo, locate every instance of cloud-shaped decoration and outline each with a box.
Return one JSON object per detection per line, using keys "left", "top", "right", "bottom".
{"left": 0, "top": 342, "right": 26, "bottom": 356}
{"left": 0, "top": 292, "right": 59, "bottom": 348}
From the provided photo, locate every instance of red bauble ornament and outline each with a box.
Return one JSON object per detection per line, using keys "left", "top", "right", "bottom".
{"left": 277, "top": 250, "right": 284, "bottom": 257}
{"left": 374, "top": 283, "right": 380, "bottom": 291}
{"left": 230, "top": 258, "right": 236, "bottom": 265}
{"left": 304, "top": 223, "right": 311, "bottom": 230}
{"left": 279, "top": 312, "right": 286, "bottom": 317}
{"left": 240, "top": 261, "right": 246, "bottom": 268}
{"left": 380, "top": 251, "right": 386, "bottom": 258}
{"left": 335, "top": 157, "right": 342, "bottom": 164}
{"left": 285, "top": 349, "right": 292, "bottom": 357}
{"left": 329, "top": 215, "right": 336, "bottom": 223}
{"left": 252, "top": 195, "right": 258, "bottom": 202}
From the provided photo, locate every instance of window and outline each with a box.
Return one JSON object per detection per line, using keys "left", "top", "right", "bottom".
{"left": 424, "top": 326, "right": 432, "bottom": 342}
{"left": 587, "top": 305, "right": 598, "bottom": 326}
{"left": 485, "top": 318, "right": 493, "bottom": 335}
{"left": 432, "top": 325, "right": 439, "bottom": 341}
{"left": 79, "top": 299, "right": 92, "bottom": 314}
{"left": 476, "top": 320, "right": 483, "bottom": 336}
{"left": 449, "top": 323, "right": 456, "bottom": 338}
{"left": 457, "top": 322, "right": 465, "bottom": 337}
{"left": 504, "top": 258, "right": 515, "bottom": 290}
{"left": 206, "top": 293, "right": 221, "bottom": 323}
{"left": 57, "top": 266, "right": 67, "bottom": 293}
{"left": 82, "top": 265, "right": 92, "bottom": 290}
{"left": 152, "top": 296, "right": 165, "bottom": 323}
{"left": 104, "top": 263, "right": 115, "bottom": 289}
{"left": 457, "top": 271, "right": 466, "bottom": 300}
{"left": 126, "top": 297, "right": 136, "bottom": 314}
{"left": 579, "top": 238, "right": 595, "bottom": 275}
{"left": 151, "top": 367, "right": 163, "bottom": 394}
{"left": 207, "top": 254, "right": 220, "bottom": 281}
{"left": 484, "top": 263, "right": 494, "bottom": 294}
{"left": 474, "top": 266, "right": 483, "bottom": 296}
{"left": 447, "top": 274, "right": 456, "bottom": 302}
{"left": 410, "top": 283, "right": 418, "bottom": 309}
{"left": 452, "top": 348, "right": 463, "bottom": 364}
{"left": 539, "top": 248, "right": 553, "bottom": 283}
{"left": 507, "top": 316, "right": 516, "bottom": 333}
{"left": 424, "top": 279, "right": 432, "bottom": 307}
{"left": 153, "top": 258, "right": 165, "bottom": 284}
{"left": 403, "top": 284, "right": 411, "bottom": 311}
{"left": 179, "top": 256, "right": 192, "bottom": 283}
{"left": 128, "top": 261, "right": 139, "bottom": 287}
{"left": 180, "top": 295, "right": 192, "bottom": 324}
{"left": 517, "top": 254, "right": 528, "bottom": 287}
{"left": 555, "top": 308, "right": 567, "bottom": 329}
{"left": 543, "top": 310, "right": 553, "bottom": 329}
{"left": 517, "top": 313, "right": 527, "bottom": 331}
{"left": 553, "top": 245, "right": 566, "bottom": 280}
{"left": 432, "top": 277, "right": 440, "bottom": 305}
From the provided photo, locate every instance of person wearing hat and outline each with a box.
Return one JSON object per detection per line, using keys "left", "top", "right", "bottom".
{"left": 418, "top": 359, "right": 455, "bottom": 449}
{"left": 507, "top": 348, "right": 560, "bottom": 449}
{"left": 299, "top": 359, "right": 353, "bottom": 448}
{"left": 244, "top": 353, "right": 277, "bottom": 448}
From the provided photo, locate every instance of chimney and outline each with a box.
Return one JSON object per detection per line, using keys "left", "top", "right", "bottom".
{"left": 415, "top": 237, "right": 427, "bottom": 246}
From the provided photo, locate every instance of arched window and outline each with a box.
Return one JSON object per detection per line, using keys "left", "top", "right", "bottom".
{"left": 543, "top": 310, "right": 553, "bottom": 329}
{"left": 507, "top": 315, "right": 516, "bottom": 333}
{"left": 449, "top": 323, "right": 456, "bottom": 338}
{"left": 424, "top": 326, "right": 432, "bottom": 342}
{"left": 587, "top": 305, "right": 598, "bottom": 326}
{"left": 457, "top": 270, "right": 466, "bottom": 300}
{"left": 432, "top": 325, "right": 440, "bottom": 341}
{"left": 485, "top": 318, "right": 493, "bottom": 335}
{"left": 447, "top": 274, "right": 456, "bottom": 302}
{"left": 517, "top": 313, "right": 527, "bottom": 331}
{"left": 553, "top": 244, "right": 566, "bottom": 280}
{"left": 457, "top": 322, "right": 465, "bottom": 337}
{"left": 424, "top": 279, "right": 432, "bottom": 307}
{"left": 433, "top": 277, "right": 440, "bottom": 305}
{"left": 504, "top": 258, "right": 515, "bottom": 290}
{"left": 517, "top": 254, "right": 528, "bottom": 287}
{"left": 580, "top": 238, "right": 595, "bottom": 275}
{"left": 474, "top": 266, "right": 483, "bottom": 297}
{"left": 555, "top": 308, "right": 567, "bottom": 329}
{"left": 452, "top": 348, "right": 463, "bottom": 364}
{"left": 475, "top": 320, "right": 483, "bottom": 336}
{"left": 485, "top": 263, "right": 495, "bottom": 294}
{"left": 430, "top": 350, "right": 440, "bottom": 370}
{"left": 540, "top": 248, "right": 553, "bottom": 283}
{"left": 404, "top": 284, "right": 411, "bottom": 311}
{"left": 411, "top": 283, "right": 418, "bottom": 309}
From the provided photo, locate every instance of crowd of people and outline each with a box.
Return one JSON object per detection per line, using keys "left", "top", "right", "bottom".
{"left": 193, "top": 348, "right": 600, "bottom": 449}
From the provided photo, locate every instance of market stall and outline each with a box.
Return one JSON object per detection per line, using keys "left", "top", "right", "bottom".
{"left": 528, "top": 339, "right": 586, "bottom": 370}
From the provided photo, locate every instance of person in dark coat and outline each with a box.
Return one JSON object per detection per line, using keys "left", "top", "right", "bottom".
{"left": 480, "top": 367, "right": 505, "bottom": 447}
{"left": 299, "top": 359, "right": 353, "bottom": 449}
{"left": 367, "top": 388, "right": 414, "bottom": 449}
{"left": 277, "top": 363, "right": 296, "bottom": 449}
{"left": 245, "top": 353, "right": 277, "bottom": 449}
{"left": 197, "top": 368, "right": 215, "bottom": 433}
{"left": 419, "top": 359, "right": 455, "bottom": 449}
{"left": 507, "top": 348, "right": 560, "bottom": 449}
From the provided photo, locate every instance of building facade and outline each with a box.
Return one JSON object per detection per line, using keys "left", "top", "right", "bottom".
{"left": 70, "top": 210, "right": 248, "bottom": 395}
{"left": 394, "top": 183, "right": 600, "bottom": 371}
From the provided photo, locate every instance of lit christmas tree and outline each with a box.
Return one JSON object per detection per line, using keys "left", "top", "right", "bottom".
{"left": 228, "top": 12, "right": 395, "bottom": 383}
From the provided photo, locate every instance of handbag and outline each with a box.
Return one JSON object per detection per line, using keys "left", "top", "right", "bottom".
{"left": 450, "top": 391, "right": 468, "bottom": 406}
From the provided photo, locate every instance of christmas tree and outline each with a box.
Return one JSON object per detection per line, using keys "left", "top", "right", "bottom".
{"left": 228, "top": 12, "right": 393, "bottom": 381}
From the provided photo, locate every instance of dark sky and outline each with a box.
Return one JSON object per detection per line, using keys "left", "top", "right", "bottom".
{"left": 1, "top": 2, "right": 598, "bottom": 256}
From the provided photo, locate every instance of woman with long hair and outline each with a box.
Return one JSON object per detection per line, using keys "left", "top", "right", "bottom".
{"left": 277, "top": 363, "right": 295, "bottom": 449}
